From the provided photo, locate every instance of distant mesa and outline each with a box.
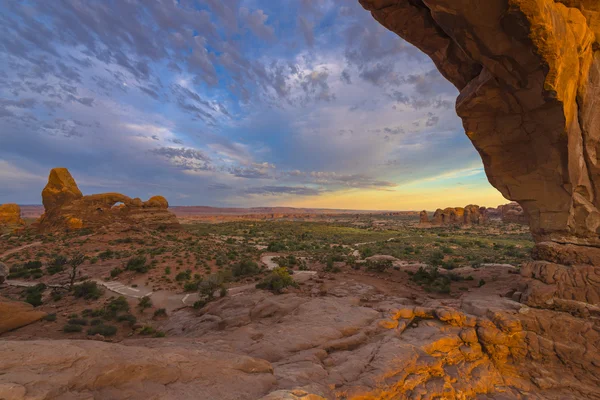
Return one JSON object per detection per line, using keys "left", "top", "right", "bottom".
{"left": 0, "top": 203, "right": 25, "bottom": 231}
{"left": 37, "top": 168, "right": 180, "bottom": 232}
{"left": 419, "top": 205, "right": 487, "bottom": 227}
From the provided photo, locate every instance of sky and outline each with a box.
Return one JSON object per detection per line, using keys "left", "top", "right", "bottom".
{"left": 0, "top": 0, "right": 507, "bottom": 210}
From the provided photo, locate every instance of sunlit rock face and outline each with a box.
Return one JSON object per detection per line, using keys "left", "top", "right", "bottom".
{"left": 37, "top": 168, "right": 180, "bottom": 232}
{"left": 359, "top": 0, "right": 600, "bottom": 308}
{"left": 359, "top": 0, "right": 600, "bottom": 251}
{"left": 0, "top": 203, "right": 25, "bottom": 230}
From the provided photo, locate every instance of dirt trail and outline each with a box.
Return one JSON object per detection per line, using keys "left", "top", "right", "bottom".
{"left": 0, "top": 241, "right": 43, "bottom": 259}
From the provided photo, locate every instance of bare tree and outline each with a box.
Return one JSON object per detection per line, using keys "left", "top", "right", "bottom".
{"left": 68, "top": 253, "right": 86, "bottom": 289}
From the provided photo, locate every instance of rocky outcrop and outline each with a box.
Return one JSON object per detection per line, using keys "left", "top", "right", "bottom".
{"left": 0, "top": 339, "right": 276, "bottom": 400}
{"left": 359, "top": 0, "right": 600, "bottom": 308}
{"left": 37, "top": 168, "right": 180, "bottom": 232}
{"left": 500, "top": 202, "right": 529, "bottom": 224}
{"left": 0, "top": 203, "right": 25, "bottom": 229}
{"left": 423, "top": 204, "right": 487, "bottom": 226}
{"left": 0, "top": 298, "right": 46, "bottom": 334}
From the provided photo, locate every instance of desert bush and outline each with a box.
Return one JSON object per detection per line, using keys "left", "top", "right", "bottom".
{"left": 411, "top": 267, "right": 451, "bottom": 294}
{"left": 256, "top": 267, "right": 298, "bottom": 294}
{"left": 63, "top": 324, "right": 83, "bottom": 333}
{"left": 116, "top": 313, "right": 137, "bottom": 325}
{"left": 23, "top": 283, "right": 46, "bottom": 307}
{"left": 110, "top": 267, "right": 123, "bottom": 278}
{"left": 231, "top": 259, "right": 261, "bottom": 277}
{"left": 72, "top": 281, "right": 104, "bottom": 300}
{"left": 47, "top": 255, "right": 67, "bottom": 275}
{"left": 153, "top": 308, "right": 167, "bottom": 318}
{"left": 126, "top": 256, "right": 149, "bottom": 273}
{"left": 87, "top": 324, "right": 117, "bottom": 336}
{"left": 366, "top": 259, "right": 392, "bottom": 273}
{"left": 138, "top": 296, "right": 152, "bottom": 310}
{"left": 43, "top": 313, "right": 57, "bottom": 322}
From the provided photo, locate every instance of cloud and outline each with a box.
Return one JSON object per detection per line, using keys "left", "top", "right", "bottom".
{"left": 240, "top": 8, "right": 275, "bottom": 41}
{"left": 298, "top": 16, "right": 315, "bottom": 47}
{"left": 150, "top": 147, "right": 213, "bottom": 171}
{"left": 245, "top": 185, "right": 322, "bottom": 196}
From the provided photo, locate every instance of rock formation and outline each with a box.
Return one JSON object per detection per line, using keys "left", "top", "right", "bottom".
{"left": 359, "top": 0, "right": 600, "bottom": 310}
{"left": 500, "top": 202, "right": 529, "bottom": 224}
{"left": 0, "top": 298, "right": 46, "bottom": 334}
{"left": 419, "top": 210, "right": 428, "bottom": 224}
{"left": 37, "top": 168, "right": 180, "bottom": 232}
{"left": 422, "top": 204, "right": 487, "bottom": 226}
{"left": 0, "top": 203, "right": 25, "bottom": 229}
{"left": 3, "top": 282, "right": 599, "bottom": 399}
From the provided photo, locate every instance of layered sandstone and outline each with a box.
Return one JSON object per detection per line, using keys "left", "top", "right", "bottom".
{"left": 0, "top": 203, "right": 25, "bottom": 229}
{"left": 37, "top": 168, "right": 180, "bottom": 232}
{"left": 359, "top": 0, "right": 600, "bottom": 308}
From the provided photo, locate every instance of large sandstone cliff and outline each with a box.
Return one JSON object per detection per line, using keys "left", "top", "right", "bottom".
{"left": 360, "top": 0, "right": 600, "bottom": 311}
{"left": 37, "top": 168, "right": 180, "bottom": 232}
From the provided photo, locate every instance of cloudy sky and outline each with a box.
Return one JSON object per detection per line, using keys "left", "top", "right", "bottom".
{"left": 0, "top": 0, "right": 506, "bottom": 210}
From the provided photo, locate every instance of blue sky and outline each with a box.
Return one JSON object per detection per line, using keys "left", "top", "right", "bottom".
{"left": 0, "top": 0, "right": 506, "bottom": 209}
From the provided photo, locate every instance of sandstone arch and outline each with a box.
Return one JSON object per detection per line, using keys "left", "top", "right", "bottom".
{"left": 359, "top": 0, "right": 600, "bottom": 308}
{"left": 38, "top": 168, "right": 180, "bottom": 232}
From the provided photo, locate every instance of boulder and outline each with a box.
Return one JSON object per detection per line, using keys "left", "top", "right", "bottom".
{"left": 0, "top": 298, "right": 46, "bottom": 334}
{"left": 37, "top": 168, "right": 180, "bottom": 232}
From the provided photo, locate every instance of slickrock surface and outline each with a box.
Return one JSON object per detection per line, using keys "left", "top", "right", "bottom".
{"left": 0, "top": 298, "right": 46, "bottom": 334}
{"left": 359, "top": 0, "right": 600, "bottom": 309}
{"left": 2, "top": 272, "right": 599, "bottom": 399}
{"left": 37, "top": 168, "right": 180, "bottom": 232}
{"left": 0, "top": 203, "right": 25, "bottom": 229}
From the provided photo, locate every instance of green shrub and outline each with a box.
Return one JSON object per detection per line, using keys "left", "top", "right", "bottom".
{"left": 231, "top": 259, "right": 261, "bottom": 277}
{"left": 138, "top": 296, "right": 152, "bottom": 310}
{"left": 256, "top": 267, "right": 298, "bottom": 294}
{"left": 47, "top": 255, "right": 67, "bottom": 275}
{"left": 110, "top": 267, "right": 123, "bottom": 278}
{"left": 23, "top": 283, "right": 46, "bottom": 307}
{"left": 43, "top": 313, "right": 57, "bottom": 322}
{"left": 72, "top": 281, "right": 104, "bottom": 300}
{"left": 153, "top": 308, "right": 167, "bottom": 318}
{"left": 87, "top": 324, "right": 117, "bottom": 336}
{"left": 183, "top": 280, "right": 200, "bottom": 292}
{"left": 175, "top": 269, "right": 192, "bottom": 281}
{"left": 105, "top": 296, "right": 129, "bottom": 318}
{"left": 116, "top": 313, "right": 137, "bottom": 325}
{"left": 126, "top": 256, "right": 149, "bottom": 273}
{"left": 365, "top": 259, "right": 392, "bottom": 272}
{"left": 411, "top": 267, "right": 451, "bottom": 294}
{"left": 63, "top": 324, "right": 83, "bottom": 333}
{"left": 478, "top": 279, "right": 486, "bottom": 287}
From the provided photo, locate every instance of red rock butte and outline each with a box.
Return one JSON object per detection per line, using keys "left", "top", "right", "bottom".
{"left": 37, "top": 168, "right": 180, "bottom": 232}
{"left": 360, "top": 0, "right": 600, "bottom": 312}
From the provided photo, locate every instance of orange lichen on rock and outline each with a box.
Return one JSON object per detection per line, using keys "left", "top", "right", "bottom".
{"left": 37, "top": 168, "right": 180, "bottom": 232}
